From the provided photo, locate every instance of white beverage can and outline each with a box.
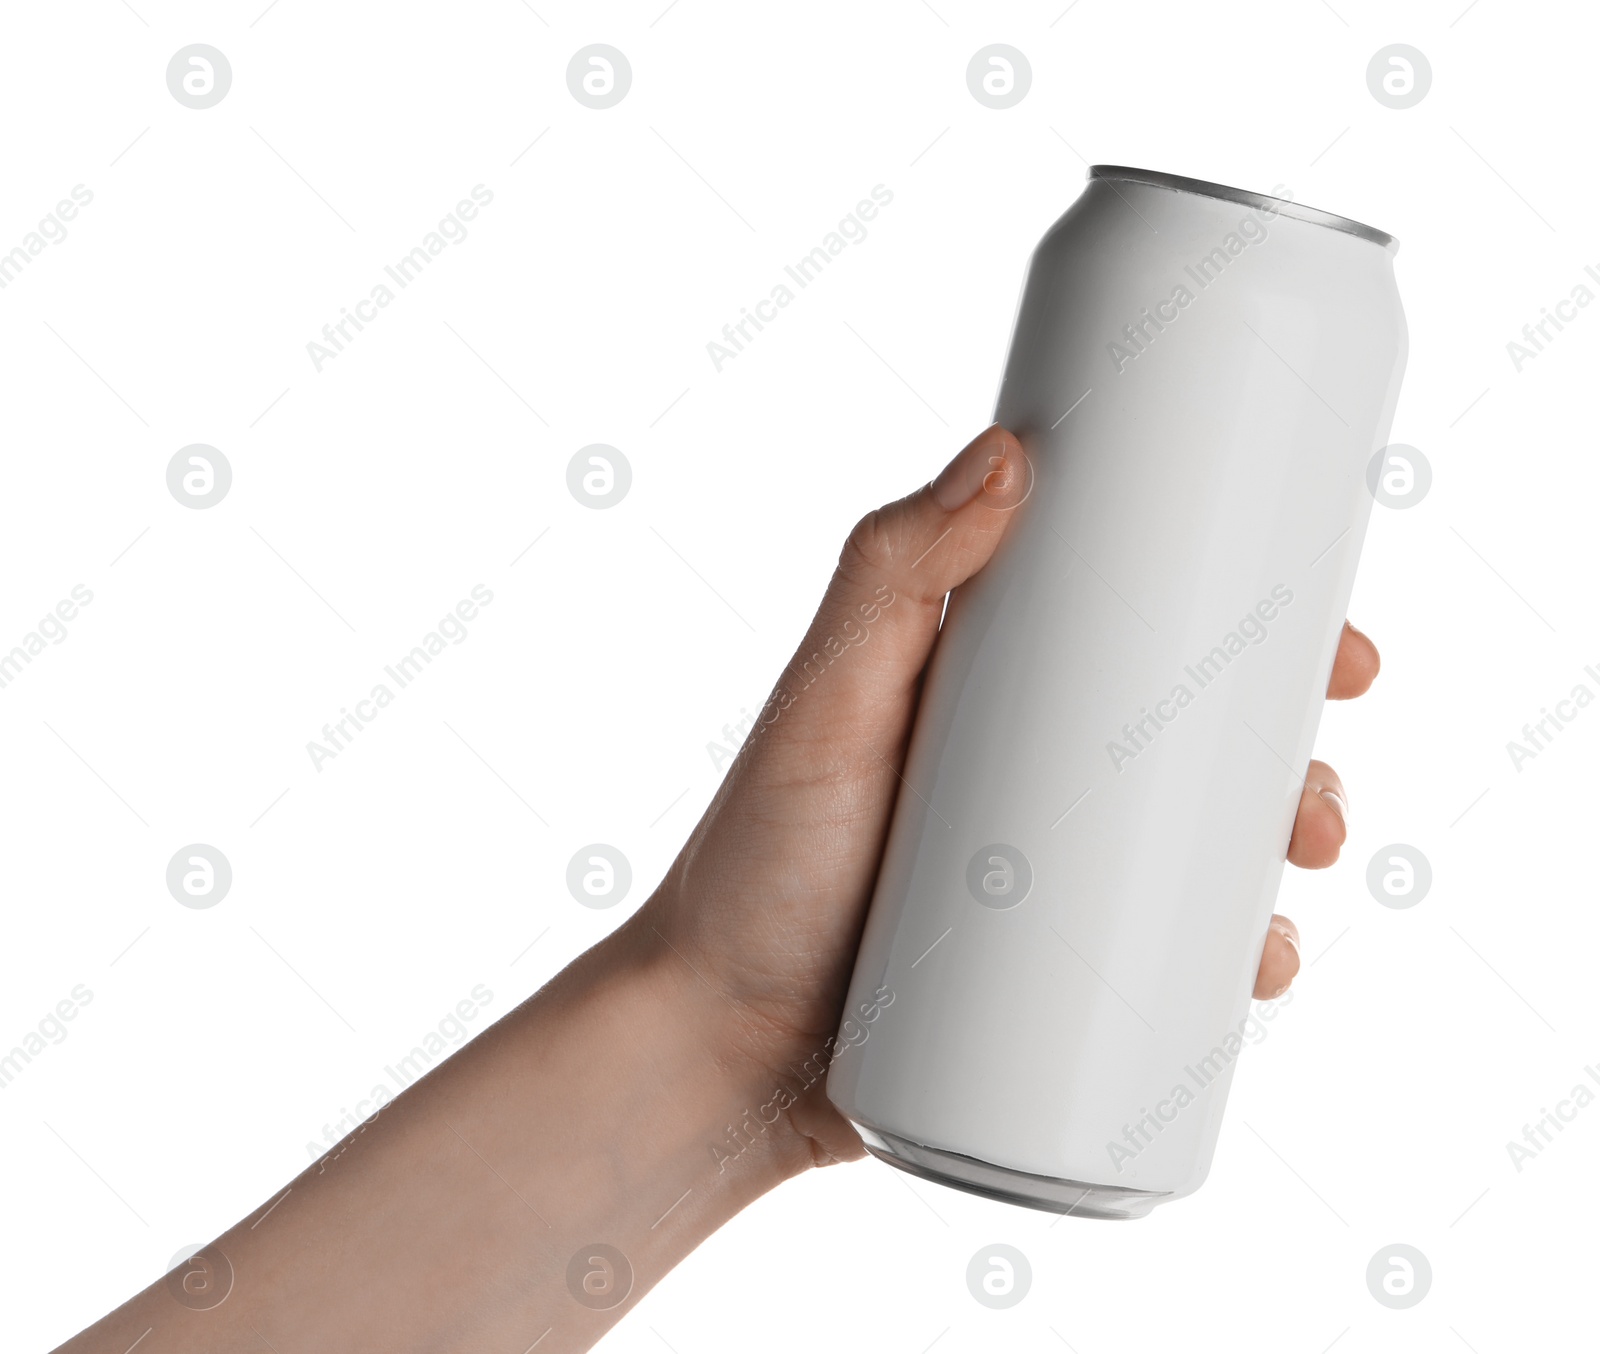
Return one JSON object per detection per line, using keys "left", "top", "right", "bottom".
{"left": 827, "top": 166, "right": 1408, "bottom": 1217}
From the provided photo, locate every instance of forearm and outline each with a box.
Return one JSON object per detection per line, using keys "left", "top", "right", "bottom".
{"left": 57, "top": 905, "right": 803, "bottom": 1354}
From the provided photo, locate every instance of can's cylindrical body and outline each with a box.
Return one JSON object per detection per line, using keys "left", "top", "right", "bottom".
{"left": 827, "top": 166, "right": 1408, "bottom": 1218}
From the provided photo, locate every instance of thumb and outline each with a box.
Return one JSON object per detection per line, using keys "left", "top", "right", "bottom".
{"left": 753, "top": 424, "right": 1028, "bottom": 780}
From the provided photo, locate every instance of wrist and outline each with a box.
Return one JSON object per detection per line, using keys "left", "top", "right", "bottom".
{"left": 610, "top": 895, "right": 822, "bottom": 1193}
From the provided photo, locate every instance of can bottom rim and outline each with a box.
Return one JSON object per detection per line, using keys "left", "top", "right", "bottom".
{"left": 852, "top": 1119, "right": 1172, "bottom": 1220}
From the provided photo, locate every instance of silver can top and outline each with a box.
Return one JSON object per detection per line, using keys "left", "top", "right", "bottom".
{"left": 1088, "top": 165, "right": 1399, "bottom": 254}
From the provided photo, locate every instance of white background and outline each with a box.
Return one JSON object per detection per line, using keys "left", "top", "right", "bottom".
{"left": 2, "top": 1, "right": 1595, "bottom": 1350}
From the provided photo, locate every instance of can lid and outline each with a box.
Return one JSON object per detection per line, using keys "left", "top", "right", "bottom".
{"left": 1088, "top": 165, "right": 1399, "bottom": 254}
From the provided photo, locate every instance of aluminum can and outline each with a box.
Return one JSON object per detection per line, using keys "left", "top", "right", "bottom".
{"left": 827, "top": 166, "right": 1408, "bottom": 1217}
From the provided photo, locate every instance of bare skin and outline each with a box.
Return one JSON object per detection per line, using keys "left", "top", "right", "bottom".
{"left": 57, "top": 425, "right": 1379, "bottom": 1353}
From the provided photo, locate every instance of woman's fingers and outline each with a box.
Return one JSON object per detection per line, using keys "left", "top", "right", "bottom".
{"left": 1254, "top": 628, "right": 1372, "bottom": 997}
{"left": 746, "top": 425, "right": 1027, "bottom": 780}
{"left": 1287, "top": 758, "right": 1348, "bottom": 868}
{"left": 1328, "top": 620, "right": 1380, "bottom": 698}
{"left": 1252, "top": 914, "right": 1300, "bottom": 999}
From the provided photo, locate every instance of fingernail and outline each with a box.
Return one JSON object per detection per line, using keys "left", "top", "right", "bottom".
{"left": 932, "top": 426, "right": 1005, "bottom": 511}
{"left": 1318, "top": 787, "right": 1348, "bottom": 825}
{"left": 1271, "top": 920, "right": 1300, "bottom": 958}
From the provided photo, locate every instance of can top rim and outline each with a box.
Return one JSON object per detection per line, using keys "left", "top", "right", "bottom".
{"left": 1087, "top": 165, "right": 1399, "bottom": 254}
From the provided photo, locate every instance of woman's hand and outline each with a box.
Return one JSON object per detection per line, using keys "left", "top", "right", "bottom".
{"left": 58, "top": 424, "right": 1382, "bottom": 1354}
{"left": 642, "top": 422, "right": 1381, "bottom": 1177}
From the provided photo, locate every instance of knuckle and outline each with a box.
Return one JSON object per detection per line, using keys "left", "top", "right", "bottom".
{"left": 839, "top": 507, "right": 900, "bottom": 581}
